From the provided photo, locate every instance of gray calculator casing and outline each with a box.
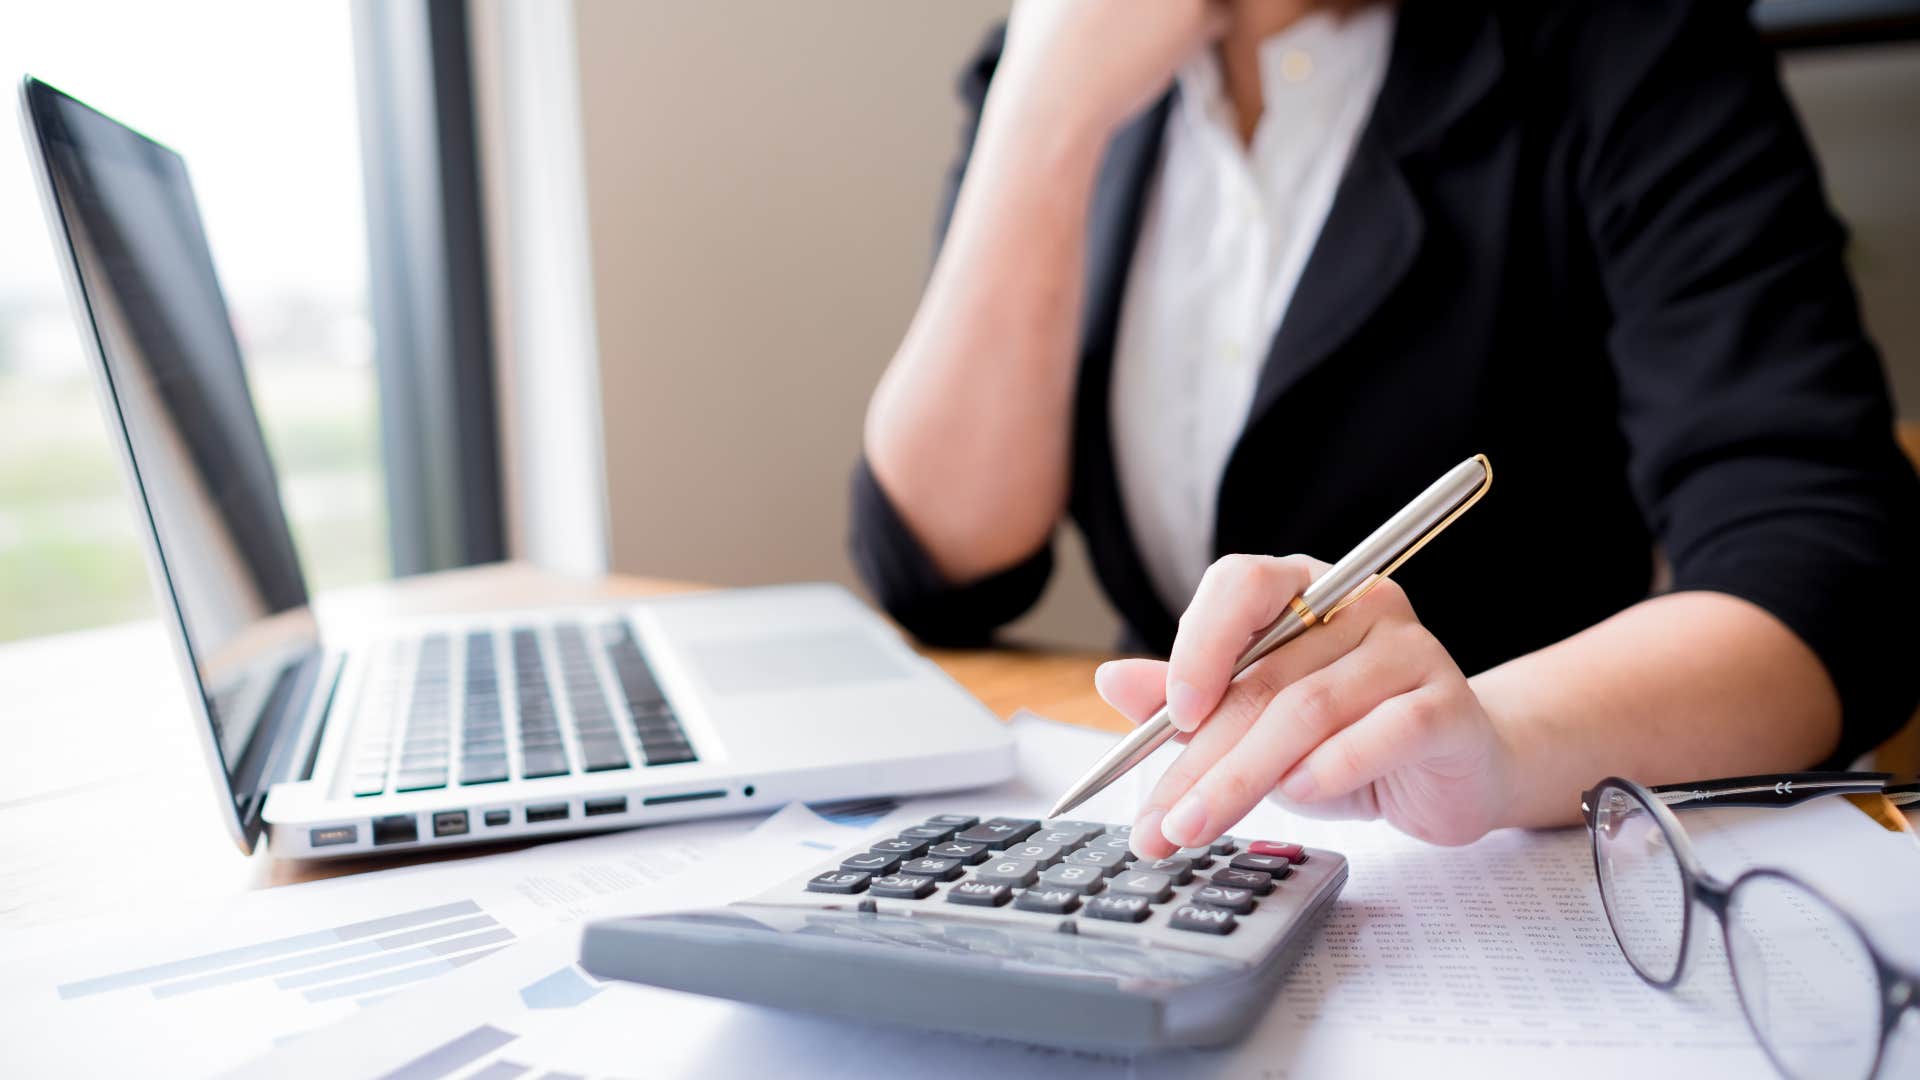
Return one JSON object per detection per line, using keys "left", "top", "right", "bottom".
{"left": 579, "top": 840, "right": 1346, "bottom": 1052}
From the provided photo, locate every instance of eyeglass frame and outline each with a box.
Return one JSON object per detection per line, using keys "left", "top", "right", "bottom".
{"left": 1579, "top": 771, "right": 1920, "bottom": 1080}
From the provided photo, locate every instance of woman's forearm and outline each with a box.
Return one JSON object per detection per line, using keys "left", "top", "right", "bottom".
{"left": 863, "top": 103, "right": 1105, "bottom": 583}
{"left": 1473, "top": 590, "right": 1843, "bottom": 829}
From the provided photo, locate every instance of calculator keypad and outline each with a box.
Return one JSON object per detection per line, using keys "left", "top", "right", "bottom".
{"left": 798, "top": 814, "right": 1324, "bottom": 944}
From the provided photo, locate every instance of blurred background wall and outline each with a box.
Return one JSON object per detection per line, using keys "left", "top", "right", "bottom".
{"left": 550, "top": 3, "right": 1919, "bottom": 651}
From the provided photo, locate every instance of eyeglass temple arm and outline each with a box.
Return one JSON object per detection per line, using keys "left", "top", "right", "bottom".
{"left": 1648, "top": 771, "right": 1890, "bottom": 811}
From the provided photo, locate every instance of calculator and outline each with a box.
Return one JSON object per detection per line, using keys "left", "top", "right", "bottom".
{"left": 579, "top": 812, "right": 1347, "bottom": 1052}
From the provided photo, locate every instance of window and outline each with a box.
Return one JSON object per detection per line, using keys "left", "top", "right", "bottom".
{"left": 0, "top": 1, "right": 386, "bottom": 641}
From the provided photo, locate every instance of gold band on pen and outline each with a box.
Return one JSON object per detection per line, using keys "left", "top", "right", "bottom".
{"left": 1288, "top": 595, "right": 1319, "bottom": 628}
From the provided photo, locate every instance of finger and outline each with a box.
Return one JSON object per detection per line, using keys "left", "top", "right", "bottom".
{"left": 1157, "top": 616, "right": 1431, "bottom": 851}
{"left": 1093, "top": 659, "right": 1168, "bottom": 725}
{"left": 1275, "top": 684, "right": 1477, "bottom": 811}
{"left": 1127, "top": 614, "right": 1369, "bottom": 859}
{"left": 1165, "top": 555, "right": 1331, "bottom": 732}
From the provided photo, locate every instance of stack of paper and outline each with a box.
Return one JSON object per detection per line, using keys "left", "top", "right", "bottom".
{"left": 5, "top": 713, "right": 1914, "bottom": 1079}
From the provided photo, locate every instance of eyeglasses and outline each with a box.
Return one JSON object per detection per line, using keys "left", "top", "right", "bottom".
{"left": 1581, "top": 772, "right": 1920, "bottom": 1080}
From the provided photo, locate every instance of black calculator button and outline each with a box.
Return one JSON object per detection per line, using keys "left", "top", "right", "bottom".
{"left": 1170, "top": 903, "right": 1238, "bottom": 935}
{"left": 840, "top": 852, "right": 900, "bottom": 876}
{"left": 1109, "top": 870, "right": 1174, "bottom": 903}
{"left": 1192, "top": 884, "right": 1256, "bottom": 914}
{"left": 1084, "top": 835, "right": 1136, "bottom": 859}
{"left": 898, "top": 824, "right": 956, "bottom": 843}
{"left": 1228, "top": 853, "right": 1294, "bottom": 878}
{"left": 1062, "top": 849, "right": 1128, "bottom": 877}
{"left": 1209, "top": 835, "right": 1239, "bottom": 855}
{"left": 955, "top": 818, "right": 1040, "bottom": 849}
{"left": 1003, "top": 842, "right": 1065, "bottom": 867}
{"left": 1210, "top": 867, "right": 1274, "bottom": 895}
{"left": 924, "top": 814, "right": 979, "bottom": 830}
{"left": 806, "top": 870, "right": 871, "bottom": 895}
{"left": 974, "top": 857, "right": 1041, "bottom": 888}
{"left": 870, "top": 838, "right": 929, "bottom": 859}
{"left": 1044, "top": 819, "right": 1107, "bottom": 834}
{"left": 869, "top": 874, "right": 938, "bottom": 899}
{"left": 946, "top": 880, "right": 1012, "bottom": 907}
{"left": 1083, "top": 894, "right": 1152, "bottom": 923}
{"left": 898, "top": 856, "right": 965, "bottom": 882}
{"left": 1139, "top": 856, "right": 1194, "bottom": 885}
{"left": 1031, "top": 829, "right": 1094, "bottom": 848}
{"left": 1176, "top": 845, "right": 1216, "bottom": 869}
{"left": 926, "top": 840, "right": 990, "bottom": 865}
{"left": 1037, "top": 864, "right": 1106, "bottom": 894}
{"left": 1015, "top": 887, "right": 1082, "bottom": 915}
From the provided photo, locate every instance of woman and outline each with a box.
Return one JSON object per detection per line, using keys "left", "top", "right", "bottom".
{"left": 851, "top": 0, "right": 1920, "bottom": 860}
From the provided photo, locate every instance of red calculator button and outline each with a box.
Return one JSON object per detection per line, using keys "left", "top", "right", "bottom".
{"left": 1249, "top": 840, "right": 1305, "bottom": 863}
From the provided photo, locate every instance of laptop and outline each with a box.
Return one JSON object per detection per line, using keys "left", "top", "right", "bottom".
{"left": 17, "top": 76, "right": 1014, "bottom": 858}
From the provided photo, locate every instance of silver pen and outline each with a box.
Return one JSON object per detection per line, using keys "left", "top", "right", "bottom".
{"left": 1046, "top": 455, "right": 1494, "bottom": 819}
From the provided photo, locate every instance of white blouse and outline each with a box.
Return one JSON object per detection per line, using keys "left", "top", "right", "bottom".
{"left": 1109, "top": 6, "right": 1396, "bottom": 616}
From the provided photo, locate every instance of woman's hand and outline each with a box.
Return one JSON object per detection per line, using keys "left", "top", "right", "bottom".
{"left": 990, "top": 0, "right": 1225, "bottom": 142}
{"left": 1095, "top": 555, "right": 1519, "bottom": 859}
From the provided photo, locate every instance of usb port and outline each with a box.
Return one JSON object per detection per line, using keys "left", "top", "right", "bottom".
{"left": 526, "top": 802, "right": 570, "bottom": 823}
{"left": 584, "top": 796, "right": 627, "bottom": 817}
{"left": 432, "top": 810, "right": 470, "bottom": 837}
{"left": 372, "top": 814, "right": 418, "bottom": 846}
{"left": 309, "top": 825, "right": 357, "bottom": 848}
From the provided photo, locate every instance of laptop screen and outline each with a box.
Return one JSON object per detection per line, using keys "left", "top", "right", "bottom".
{"left": 23, "top": 79, "right": 321, "bottom": 838}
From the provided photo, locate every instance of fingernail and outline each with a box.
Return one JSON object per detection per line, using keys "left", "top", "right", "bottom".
{"left": 1278, "top": 769, "right": 1316, "bottom": 802}
{"left": 1131, "top": 808, "right": 1166, "bottom": 857}
{"left": 1161, "top": 793, "right": 1208, "bottom": 847}
{"left": 1167, "top": 680, "right": 1205, "bottom": 731}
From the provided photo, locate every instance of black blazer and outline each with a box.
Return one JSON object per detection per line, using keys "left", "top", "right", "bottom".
{"left": 850, "top": 0, "right": 1920, "bottom": 764}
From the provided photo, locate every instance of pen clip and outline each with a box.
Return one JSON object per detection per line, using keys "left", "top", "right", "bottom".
{"left": 1322, "top": 454, "right": 1492, "bottom": 623}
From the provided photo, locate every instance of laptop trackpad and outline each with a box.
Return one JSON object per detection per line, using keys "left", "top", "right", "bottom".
{"left": 683, "top": 629, "right": 909, "bottom": 696}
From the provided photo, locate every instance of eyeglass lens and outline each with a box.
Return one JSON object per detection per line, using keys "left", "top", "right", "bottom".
{"left": 1724, "top": 873, "right": 1883, "bottom": 1080}
{"left": 1592, "top": 784, "right": 1687, "bottom": 984}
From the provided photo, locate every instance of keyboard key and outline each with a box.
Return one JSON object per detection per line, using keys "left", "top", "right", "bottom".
{"left": 1003, "top": 842, "right": 1065, "bottom": 868}
{"left": 459, "top": 757, "right": 509, "bottom": 785}
{"left": 1104, "top": 824, "right": 1133, "bottom": 839}
{"left": 869, "top": 838, "right": 929, "bottom": 860}
{"left": 1249, "top": 840, "right": 1306, "bottom": 863}
{"left": 806, "top": 870, "right": 870, "bottom": 895}
{"left": 898, "top": 856, "right": 965, "bottom": 882}
{"left": 1043, "top": 819, "right": 1107, "bottom": 834}
{"left": 974, "top": 857, "right": 1041, "bottom": 888}
{"left": 946, "top": 880, "right": 1012, "bottom": 907}
{"left": 841, "top": 852, "right": 901, "bottom": 876}
{"left": 1037, "top": 863, "right": 1107, "bottom": 895}
{"left": 924, "top": 814, "right": 979, "bottom": 830}
{"left": 1170, "top": 903, "right": 1238, "bottom": 935}
{"left": 1109, "top": 870, "right": 1174, "bottom": 903}
{"left": 395, "top": 769, "right": 448, "bottom": 792}
{"left": 1083, "top": 894, "right": 1152, "bottom": 923}
{"left": 1209, "top": 835, "right": 1238, "bottom": 855}
{"left": 869, "top": 874, "right": 937, "bottom": 900}
{"left": 925, "top": 840, "right": 990, "bottom": 865}
{"left": 1192, "top": 884, "right": 1256, "bottom": 914}
{"left": 897, "top": 825, "right": 956, "bottom": 843}
{"left": 1031, "top": 829, "right": 1094, "bottom": 848}
{"left": 955, "top": 818, "right": 1039, "bottom": 849}
{"left": 1015, "top": 887, "right": 1082, "bottom": 915}
{"left": 579, "top": 739, "right": 630, "bottom": 772}
{"left": 1062, "top": 849, "right": 1128, "bottom": 877}
{"left": 1176, "top": 845, "right": 1216, "bottom": 869}
{"left": 1229, "top": 853, "right": 1294, "bottom": 878}
{"left": 1139, "top": 856, "right": 1194, "bottom": 885}
{"left": 521, "top": 749, "right": 569, "bottom": 778}
{"left": 1210, "top": 867, "right": 1275, "bottom": 895}
{"left": 1084, "top": 835, "right": 1135, "bottom": 859}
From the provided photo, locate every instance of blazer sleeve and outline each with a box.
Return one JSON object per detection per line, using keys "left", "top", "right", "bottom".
{"left": 1577, "top": 0, "right": 1920, "bottom": 764}
{"left": 848, "top": 24, "right": 1055, "bottom": 647}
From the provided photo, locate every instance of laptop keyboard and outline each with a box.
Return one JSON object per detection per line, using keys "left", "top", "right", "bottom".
{"left": 346, "top": 620, "right": 697, "bottom": 798}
